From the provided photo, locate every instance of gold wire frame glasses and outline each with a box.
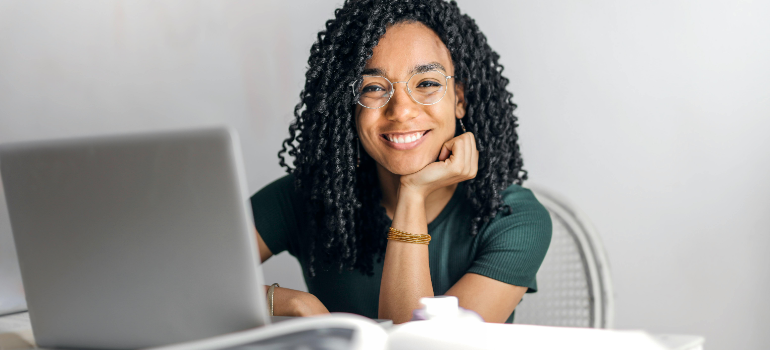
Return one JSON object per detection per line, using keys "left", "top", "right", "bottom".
{"left": 350, "top": 70, "right": 454, "bottom": 109}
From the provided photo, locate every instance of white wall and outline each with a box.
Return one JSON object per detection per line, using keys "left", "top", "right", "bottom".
{"left": 461, "top": 2, "right": 770, "bottom": 349}
{"left": 1, "top": 1, "right": 768, "bottom": 349}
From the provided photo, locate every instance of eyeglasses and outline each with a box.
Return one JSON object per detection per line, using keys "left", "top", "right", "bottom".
{"left": 350, "top": 70, "right": 454, "bottom": 109}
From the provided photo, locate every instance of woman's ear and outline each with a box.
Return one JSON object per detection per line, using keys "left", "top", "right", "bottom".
{"left": 454, "top": 81, "right": 466, "bottom": 120}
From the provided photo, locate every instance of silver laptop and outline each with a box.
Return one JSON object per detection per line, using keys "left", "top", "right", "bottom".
{"left": 0, "top": 127, "right": 270, "bottom": 349}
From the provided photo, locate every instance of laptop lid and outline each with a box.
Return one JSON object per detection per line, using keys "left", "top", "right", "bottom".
{"left": 0, "top": 127, "right": 270, "bottom": 349}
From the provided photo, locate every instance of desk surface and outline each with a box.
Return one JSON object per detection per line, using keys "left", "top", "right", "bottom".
{"left": 0, "top": 312, "right": 704, "bottom": 350}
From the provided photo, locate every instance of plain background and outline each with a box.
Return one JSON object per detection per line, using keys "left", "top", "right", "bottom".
{"left": 0, "top": 1, "right": 768, "bottom": 349}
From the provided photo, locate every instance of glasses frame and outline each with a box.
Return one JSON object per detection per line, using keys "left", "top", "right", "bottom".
{"left": 350, "top": 70, "right": 455, "bottom": 109}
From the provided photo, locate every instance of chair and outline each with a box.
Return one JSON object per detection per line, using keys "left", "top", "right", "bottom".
{"left": 512, "top": 186, "right": 614, "bottom": 328}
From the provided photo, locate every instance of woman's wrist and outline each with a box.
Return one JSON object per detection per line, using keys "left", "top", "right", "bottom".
{"left": 395, "top": 187, "right": 427, "bottom": 220}
{"left": 397, "top": 183, "right": 428, "bottom": 204}
{"left": 268, "top": 286, "right": 329, "bottom": 317}
{"left": 391, "top": 186, "right": 429, "bottom": 237}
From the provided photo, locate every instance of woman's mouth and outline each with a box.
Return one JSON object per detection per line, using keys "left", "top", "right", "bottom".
{"left": 380, "top": 130, "right": 430, "bottom": 150}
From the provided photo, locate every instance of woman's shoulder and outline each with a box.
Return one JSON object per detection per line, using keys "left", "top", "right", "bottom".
{"left": 261, "top": 173, "right": 295, "bottom": 191}
{"left": 498, "top": 182, "right": 547, "bottom": 213}
{"left": 250, "top": 173, "right": 304, "bottom": 256}
{"left": 466, "top": 182, "right": 553, "bottom": 294}
{"left": 250, "top": 173, "right": 304, "bottom": 226}
{"left": 480, "top": 182, "right": 552, "bottom": 239}
{"left": 251, "top": 173, "right": 297, "bottom": 201}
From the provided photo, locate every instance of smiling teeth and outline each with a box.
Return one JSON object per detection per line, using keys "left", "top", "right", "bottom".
{"left": 386, "top": 131, "right": 425, "bottom": 143}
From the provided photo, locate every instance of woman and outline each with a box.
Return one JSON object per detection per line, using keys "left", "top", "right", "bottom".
{"left": 250, "top": 0, "right": 551, "bottom": 324}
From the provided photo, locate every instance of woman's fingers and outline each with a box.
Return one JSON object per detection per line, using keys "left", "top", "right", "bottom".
{"left": 447, "top": 138, "right": 466, "bottom": 177}
{"left": 438, "top": 142, "right": 452, "bottom": 161}
{"left": 401, "top": 132, "right": 479, "bottom": 195}
{"left": 457, "top": 132, "right": 477, "bottom": 180}
{"left": 439, "top": 132, "right": 478, "bottom": 180}
{"left": 438, "top": 134, "right": 463, "bottom": 162}
{"left": 468, "top": 133, "right": 479, "bottom": 178}
{"left": 464, "top": 132, "right": 473, "bottom": 177}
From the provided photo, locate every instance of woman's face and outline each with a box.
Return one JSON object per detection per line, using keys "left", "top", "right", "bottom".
{"left": 355, "top": 21, "right": 465, "bottom": 176}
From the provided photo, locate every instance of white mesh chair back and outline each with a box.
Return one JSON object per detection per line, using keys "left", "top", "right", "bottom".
{"left": 513, "top": 187, "right": 614, "bottom": 328}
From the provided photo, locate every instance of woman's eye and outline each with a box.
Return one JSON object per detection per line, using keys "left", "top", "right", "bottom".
{"left": 417, "top": 80, "right": 442, "bottom": 88}
{"left": 362, "top": 85, "right": 386, "bottom": 93}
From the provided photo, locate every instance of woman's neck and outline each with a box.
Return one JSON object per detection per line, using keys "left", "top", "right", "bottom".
{"left": 377, "top": 164, "right": 458, "bottom": 223}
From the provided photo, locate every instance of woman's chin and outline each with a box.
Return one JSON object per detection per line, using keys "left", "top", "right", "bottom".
{"left": 383, "top": 159, "right": 434, "bottom": 176}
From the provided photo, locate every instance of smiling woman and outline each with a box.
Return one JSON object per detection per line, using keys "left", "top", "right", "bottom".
{"left": 249, "top": 0, "right": 552, "bottom": 324}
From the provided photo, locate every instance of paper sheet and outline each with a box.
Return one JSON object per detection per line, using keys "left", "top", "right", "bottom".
{"left": 0, "top": 312, "right": 35, "bottom": 350}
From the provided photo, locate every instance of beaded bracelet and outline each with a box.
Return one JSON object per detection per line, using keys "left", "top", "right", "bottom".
{"left": 268, "top": 283, "right": 280, "bottom": 316}
{"left": 387, "top": 227, "right": 431, "bottom": 245}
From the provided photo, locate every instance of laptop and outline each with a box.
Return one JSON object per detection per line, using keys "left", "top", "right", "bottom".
{"left": 0, "top": 127, "right": 271, "bottom": 349}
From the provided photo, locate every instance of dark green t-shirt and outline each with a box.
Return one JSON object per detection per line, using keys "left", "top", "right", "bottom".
{"left": 250, "top": 174, "right": 552, "bottom": 323}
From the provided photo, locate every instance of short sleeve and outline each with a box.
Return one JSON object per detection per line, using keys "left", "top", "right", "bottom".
{"left": 467, "top": 185, "right": 552, "bottom": 293}
{"left": 249, "top": 174, "right": 303, "bottom": 257}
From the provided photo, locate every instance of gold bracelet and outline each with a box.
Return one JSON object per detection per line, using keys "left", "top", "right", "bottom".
{"left": 387, "top": 227, "right": 431, "bottom": 245}
{"left": 268, "top": 283, "right": 280, "bottom": 316}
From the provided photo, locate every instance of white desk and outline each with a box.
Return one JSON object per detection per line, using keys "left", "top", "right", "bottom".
{"left": 0, "top": 312, "right": 704, "bottom": 350}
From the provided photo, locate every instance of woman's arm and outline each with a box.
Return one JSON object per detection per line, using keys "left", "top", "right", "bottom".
{"left": 445, "top": 273, "right": 527, "bottom": 323}
{"left": 378, "top": 190, "right": 433, "bottom": 323}
{"left": 263, "top": 284, "right": 329, "bottom": 316}
{"left": 256, "top": 229, "right": 274, "bottom": 263}
{"left": 256, "top": 228, "right": 329, "bottom": 316}
{"left": 379, "top": 132, "right": 479, "bottom": 323}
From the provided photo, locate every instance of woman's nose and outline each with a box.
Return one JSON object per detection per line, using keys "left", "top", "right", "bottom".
{"left": 384, "top": 83, "right": 419, "bottom": 122}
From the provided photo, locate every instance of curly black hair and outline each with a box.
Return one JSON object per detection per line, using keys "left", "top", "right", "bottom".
{"left": 278, "top": 0, "right": 526, "bottom": 277}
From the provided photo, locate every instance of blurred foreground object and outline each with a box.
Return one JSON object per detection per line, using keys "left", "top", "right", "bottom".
{"left": 1, "top": 312, "right": 704, "bottom": 350}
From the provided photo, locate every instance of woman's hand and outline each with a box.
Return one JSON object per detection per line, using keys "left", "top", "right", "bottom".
{"left": 268, "top": 286, "right": 330, "bottom": 317}
{"left": 378, "top": 132, "right": 478, "bottom": 323}
{"left": 399, "top": 132, "right": 479, "bottom": 199}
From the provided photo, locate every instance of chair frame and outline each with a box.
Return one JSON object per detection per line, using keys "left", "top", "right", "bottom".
{"left": 528, "top": 186, "right": 615, "bottom": 328}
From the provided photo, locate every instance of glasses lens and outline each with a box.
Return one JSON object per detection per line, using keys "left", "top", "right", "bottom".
{"left": 408, "top": 71, "right": 447, "bottom": 105}
{"left": 357, "top": 76, "right": 392, "bottom": 108}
